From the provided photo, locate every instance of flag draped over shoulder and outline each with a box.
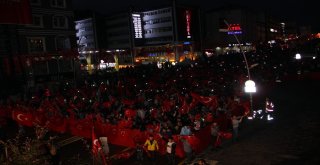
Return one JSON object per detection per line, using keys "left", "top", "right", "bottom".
{"left": 92, "top": 127, "right": 107, "bottom": 165}
{"left": 92, "top": 127, "right": 102, "bottom": 156}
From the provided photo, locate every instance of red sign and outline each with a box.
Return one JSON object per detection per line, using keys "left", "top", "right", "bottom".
{"left": 186, "top": 10, "right": 191, "bottom": 38}
{"left": 227, "top": 24, "right": 242, "bottom": 35}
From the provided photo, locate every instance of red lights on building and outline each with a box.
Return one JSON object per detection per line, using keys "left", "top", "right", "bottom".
{"left": 228, "top": 24, "right": 242, "bottom": 35}
{"left": 186, "top": 10, "right": 192, "bottom": 39}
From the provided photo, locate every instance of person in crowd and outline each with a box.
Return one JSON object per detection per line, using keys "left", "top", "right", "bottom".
{"left": 210, "top": 122, "right": 220, "bottom": 150}
{"left": 265, "top": 97, "right": 275, "bottom": 120}
{"left": 135, "top": 143, "right": 144, "bottom": 164}
{"left": 231, "top": 115, "right": 243, "bottom": 142}
{"left": 47, "top": 140, "right": 60, "bottom": 165}
{"left": 180, "top": 136, "right": 193, "bottom": 164}
{"left": 144, "top": 134, "right": 159, "bottom": 164}
{"left": 180, "top": 125, "right": 192, "bottom": 136}
{"left": 196, "top": 158, "right": 209, "bottom": 165}
{"left": 166, "top": 136, "right": 176, "bottom": 165}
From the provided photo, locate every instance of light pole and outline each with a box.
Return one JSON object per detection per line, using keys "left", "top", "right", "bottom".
{"left": 224, "top": 20, "right": 256, "bottom": 116}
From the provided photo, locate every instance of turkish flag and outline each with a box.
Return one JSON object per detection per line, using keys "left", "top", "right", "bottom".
{"left": 69, "top": 118, "right": 92, "bottom": 138}
{"left": 12, "top": 111, "right": 34, "bottom": 127}
{"left": 92, "top": 127, "right": 102, "bottom": 156}
{"left": 191, "top": 93, "right": 218, "bottom": 109}
{"left": 92, "top": 127, "right": 107, "bottom": 165}
{"left": 179, "top": 100, "right": 190, "bottom": 114}
{"left": 0, "top": 0, "right": 32, "bottom": 24}
{"left": 48, "top": 116, "right": 67, "bottom": 133}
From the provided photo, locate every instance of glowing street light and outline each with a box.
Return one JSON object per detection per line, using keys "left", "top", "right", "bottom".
{"left": 244, "top": 80, "right": 256, "bottom": 93}
{"left": 295, "top": 53, "right": 301, "bottom": 60}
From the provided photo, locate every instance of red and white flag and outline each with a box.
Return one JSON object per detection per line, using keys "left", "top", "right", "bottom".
{"left": 12, "top": 111, "right": 33, "bottom": 127}
{"left": 92, "top": 127, "right": 107, "bottom": 165}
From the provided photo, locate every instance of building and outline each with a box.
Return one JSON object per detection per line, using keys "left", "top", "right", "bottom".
{"left": 204, "top": 6, "right": 267, "bottom": 54}
{"left": 104, "top": 2, "right": 202, "bottom": 65}
{"left": 0, "top": 0, "right": 77, "bottom": 81}
{"left": 105, "top": 11, "right": 133, "bottom": 66}
{"left": 18, "top": 0, "right": 76, "bottom": 54}
{"left": 74, "top": 11, "right": 110, "bottom": 71}
{"left": 133, "top": 4, "right": 202, "bottom": 64}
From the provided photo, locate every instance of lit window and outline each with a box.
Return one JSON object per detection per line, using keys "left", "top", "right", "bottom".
{"left": 51, "top": 0, "right": 66, "bottom": 8}
{"left": 53, "top": 15, "right": 68, "bottom": 28}
{"left": 27, "top": 37, "right": 46, "bottom": 53}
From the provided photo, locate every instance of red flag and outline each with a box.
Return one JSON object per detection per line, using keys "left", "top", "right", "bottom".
{"left": 92, "top": 127, "right": 107, "bottom": 165}
{"left": 0, "top": 0, "right": 32, "bottom": 24}
{"left": 12, "top": 111, "right": 34, "bottom": 127}
{"left": 47, "top": 116, "right": 67, "bottom": 133}
{"left": 191, "top": 93, "right": 218, "bottom": 109}
{"left": 179, "top": 100, "right": 189, "bottom": 114}
{"left": 92, "top": 127, "right": 102, "bottom": 156}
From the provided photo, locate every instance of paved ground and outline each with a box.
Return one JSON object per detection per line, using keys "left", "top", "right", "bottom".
{"left": 193, "top": 80, "right": 320, "bottom": 165}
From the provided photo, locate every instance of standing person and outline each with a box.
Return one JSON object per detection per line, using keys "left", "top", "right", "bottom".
{"left": 47, "top": 140, "right": 60, "bottom": 165}
{"left": 166, "top": 136, "right": 176, "bottom": 165}
{"left": 265, "top": 97, "right": 274, "bottom": 120}
{"left": 180, "top": 137, "right": 193, "bottom": 164}
{"left": 210, "top": 122, "right": 220, "bottom": 150}
{"left": 136, "top": 143, "right": 144, "bottom": 164}
{"left": 231, "top": 115, "right": 243, "bottom": 142}
{"left": 144, "top": 134, "right": 159, "bottom": 164}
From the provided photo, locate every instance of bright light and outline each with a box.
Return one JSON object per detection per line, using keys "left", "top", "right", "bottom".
{"left": 244, "top": 80, "right": 256, "bottom": 93}
{"left": 313, "top": 56, "right": 316, "bottom": 59}
{"left": 100, "top": 60, "right": 104, "bottom": 64}
{"left": 295, "top": 53, "right": 301, "bottom": 60}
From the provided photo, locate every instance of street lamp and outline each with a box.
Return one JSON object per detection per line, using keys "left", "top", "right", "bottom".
{"left": 224, "top": 20, "right": 256, "bottom": 115}
{"left": 295, "top": 53, "right": 301, "bottom": 60}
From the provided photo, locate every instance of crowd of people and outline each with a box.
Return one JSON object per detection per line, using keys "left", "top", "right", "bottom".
{"left": 1, "top": 47, "right": 319, "bottom": 164}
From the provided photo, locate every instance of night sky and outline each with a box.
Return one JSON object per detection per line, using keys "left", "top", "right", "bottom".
{"left": 72, "top": 0, "right": 320, "bottom": 31}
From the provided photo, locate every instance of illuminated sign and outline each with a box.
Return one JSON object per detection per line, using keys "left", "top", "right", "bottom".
{"left": 185, "top": 10, "right": 191, "bottom": 39}
{"left": 132, "top": 14, "right": 143, "bottom": 38}
{"left": 227, "top": 24, "right": 242, "bottom": 35}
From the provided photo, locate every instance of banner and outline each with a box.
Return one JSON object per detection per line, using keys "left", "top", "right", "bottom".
{"left": 0, "top": 0, "right": 32, "bottom": 25}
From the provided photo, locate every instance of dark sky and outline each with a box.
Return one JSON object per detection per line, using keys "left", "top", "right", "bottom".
{"left": 72, "top": 0, "right": 320, "bottom": 31}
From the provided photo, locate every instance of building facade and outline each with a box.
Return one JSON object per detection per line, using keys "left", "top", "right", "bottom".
{"left": 103, "top": 3, "right": 202, "bottom": 65}
{"left": 0, "top": 0, "right": 77, "bottom": 80}
{"left": 204, "top": 6, "right": 267, "bottom": 54}
{"left": 132, "top": 5, "right": 201, "bottom": 64}
{"left": 18, "top": 0, "right": 76, "bottom": 54}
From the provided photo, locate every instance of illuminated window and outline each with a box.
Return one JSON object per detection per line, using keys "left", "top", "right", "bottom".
{"left": 51, "top": 0, "right": 66, "bottom": 8}
{"left": 27, "top": 37, "right": 46, "bottom": 53}
{"left": 53, "top": 15, "right": 68, "bottom": 28}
